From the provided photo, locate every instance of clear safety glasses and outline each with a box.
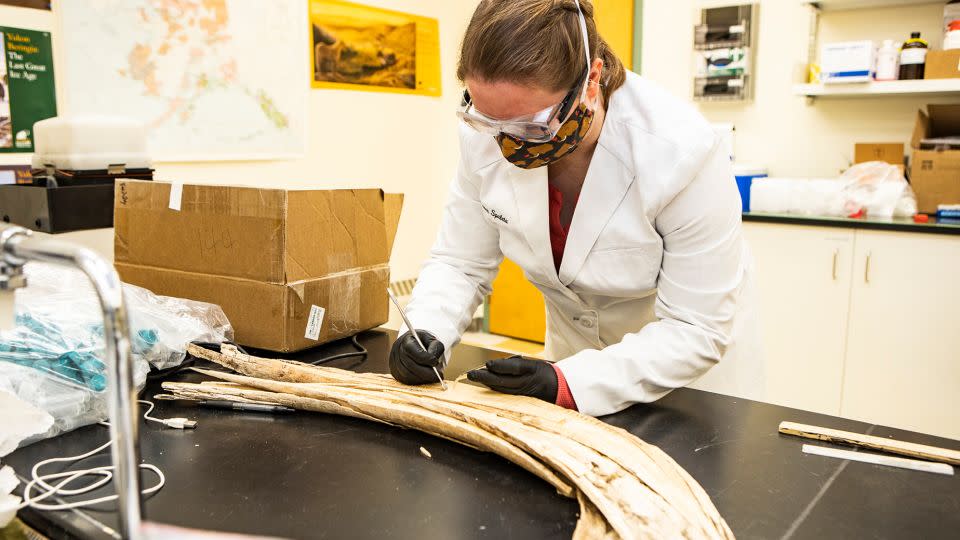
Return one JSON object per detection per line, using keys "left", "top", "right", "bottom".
{"left": 456, "top": 0, "right": 594, "bottom": 144}
{"left": 457, "top": 71, "right": 587, "bottom": 143}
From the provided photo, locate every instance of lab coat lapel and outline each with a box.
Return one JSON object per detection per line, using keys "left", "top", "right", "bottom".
{"left": 558, "top": 145, "right": 635, "bottom": 286}
{"left": 508, "top": 165, "right": 559, "bottom": 287}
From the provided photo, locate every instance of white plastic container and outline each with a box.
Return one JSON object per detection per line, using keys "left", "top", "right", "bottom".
{"left": 31, "top": 115, "right": 151, "bottom": 171}
{"left": 750, "top": 177, "right": 847, "bottom": 216}
{"left": 875, "top": 40, "right": 900, "bottom": 81}
{"left": 946, "top": 31, "right": 960, "bottom": 50}
{"left": 946, "top": 1, "right": 960, "bottom": 37}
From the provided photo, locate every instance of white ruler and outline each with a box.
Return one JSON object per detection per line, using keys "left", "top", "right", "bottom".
{"left": 802, "top": 444, "right": 955, "bottom": 476}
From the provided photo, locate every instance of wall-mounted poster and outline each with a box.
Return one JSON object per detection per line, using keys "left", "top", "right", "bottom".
{"left": 59, "top": 0, "right": 307, "bottom": 162}
{"left": 310, "top": 0, "right": 441, "bottom": 97}
{"left": 0, "top": 27, "right": 56, "bottom": 153}
{"left": 0, "top": 164, "right": 31, "bottom": 184}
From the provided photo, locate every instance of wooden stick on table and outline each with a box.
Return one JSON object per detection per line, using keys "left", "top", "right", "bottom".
{"left": 779, "top": 421, "right": 960, "bottom": 466}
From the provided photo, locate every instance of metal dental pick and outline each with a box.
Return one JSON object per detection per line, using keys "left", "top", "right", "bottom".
{"left": 386, "top": 288, "right": 447, "bottom": 390}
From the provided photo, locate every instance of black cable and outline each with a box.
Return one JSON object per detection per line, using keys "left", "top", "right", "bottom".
{"left": 146, "top": 356, "right": 196, "bottom": 381}
{"left": 307, "top": 335, "right": 368, "bottom": 366}
{"left": 146, "top": 340, "right": 240, "bottom": 381}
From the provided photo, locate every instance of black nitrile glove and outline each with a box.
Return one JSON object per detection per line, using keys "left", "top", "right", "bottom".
{"left": 389, "top": 330, "right": 445, "bottom": 385}
{"left": 466, "top": 355, "right": 558, "bottom": 402}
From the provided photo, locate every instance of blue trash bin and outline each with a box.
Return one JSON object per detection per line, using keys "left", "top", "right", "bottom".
{"left": 733, "top": 165, "right": 768, "bottom": 213}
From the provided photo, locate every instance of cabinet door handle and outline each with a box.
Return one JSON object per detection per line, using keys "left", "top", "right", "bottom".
{"left": 832, "top": 249, "right": 839, "bottom": 281}
{"left": 864, "top": 252, "right": 872, "bottom": 284}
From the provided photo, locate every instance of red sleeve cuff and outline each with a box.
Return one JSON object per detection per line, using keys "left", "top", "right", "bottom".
{"left": 552, "top": 364, "right": 578, "bottom": 411}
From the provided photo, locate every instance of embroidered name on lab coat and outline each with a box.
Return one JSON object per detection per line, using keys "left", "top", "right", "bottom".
{"left": 482, "top": 205, "right": 509, "bottom": 225}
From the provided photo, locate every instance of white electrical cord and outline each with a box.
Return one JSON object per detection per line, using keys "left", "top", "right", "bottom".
{"left": 14, "top": 399, "right": 194, "bottom": 512}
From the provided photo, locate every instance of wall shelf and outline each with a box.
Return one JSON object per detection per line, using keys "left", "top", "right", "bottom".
{"left": 802, "top": 0, "right": 948, "bottom": 12}
{"left": 794, "top": 79, "right": 960, "bottom": 97}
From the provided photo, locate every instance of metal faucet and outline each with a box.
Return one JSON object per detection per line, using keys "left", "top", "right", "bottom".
{"left": 0, "top": 223, "right": 143, "bottom": 540}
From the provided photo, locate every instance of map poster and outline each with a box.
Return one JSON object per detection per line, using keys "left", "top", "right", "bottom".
{"left": 0, "top": 27, "right": 56, "bottom": 153}
{"left": 310, "top": 0, "right": 442, "bottom": 97}
{"left": 59, "top": 0, "right": 307, "bottom": 162}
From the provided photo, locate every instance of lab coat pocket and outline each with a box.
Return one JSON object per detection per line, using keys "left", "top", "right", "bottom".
{"left": 576, "top": 247, "right": 661, "bottom": 297}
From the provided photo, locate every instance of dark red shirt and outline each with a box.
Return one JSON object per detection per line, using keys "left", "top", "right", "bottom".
{"left": 548, "top": 184, "right": 579, "bottom": 272}
{"left": 548, "top": 183, "right": 579, "bottom": 411}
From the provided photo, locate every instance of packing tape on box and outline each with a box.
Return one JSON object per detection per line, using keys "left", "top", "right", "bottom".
{"left": 286, "top": 263, "right": 390, "bottom": 342}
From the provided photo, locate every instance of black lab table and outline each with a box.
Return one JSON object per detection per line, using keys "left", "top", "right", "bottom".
{"left": 7, "top": 330, "right": 959, "bottom": 539}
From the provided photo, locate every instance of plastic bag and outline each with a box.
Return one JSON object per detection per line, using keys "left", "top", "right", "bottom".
{"left": 749, "top": 163, "right": 918, "bottom": 219}
{"left": 0, "top": 262, "right": 233, "bottom": 443}
{"left": 840, "top": 161, "right": 918, "bottom": 218}
{"left": 15, "top": 263, "right": 233, "bottom": 370}
{"left": 749, "top": 177, "right": 847, "bottom": 216}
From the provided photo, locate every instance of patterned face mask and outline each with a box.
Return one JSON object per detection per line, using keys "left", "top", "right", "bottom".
{"left": 496, "top": 103, "right": 595, "bottom": 169}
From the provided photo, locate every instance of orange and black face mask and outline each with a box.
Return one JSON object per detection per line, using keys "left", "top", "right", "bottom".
{"left": 495, "top": 103, "right": 595, "bottom": 169}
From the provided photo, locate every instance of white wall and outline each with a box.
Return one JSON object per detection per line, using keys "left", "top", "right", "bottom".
{"left": 642, "top": 0, "right": 959, "bottom": 177}
{"left": 0, "top": 1, "right": 481, "bottom": 280}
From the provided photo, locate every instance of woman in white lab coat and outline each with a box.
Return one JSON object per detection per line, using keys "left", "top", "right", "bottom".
{"left": 390, "top": 0, "right": 760, "bottom": 417}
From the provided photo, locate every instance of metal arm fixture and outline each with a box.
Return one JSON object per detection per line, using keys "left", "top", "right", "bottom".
{"left": 0, "top": 223, "right": 143, "bottom": 540}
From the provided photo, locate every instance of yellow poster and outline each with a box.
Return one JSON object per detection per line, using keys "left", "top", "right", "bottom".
{"left": 309, "top": 0, "right": 442, "bottom": 96}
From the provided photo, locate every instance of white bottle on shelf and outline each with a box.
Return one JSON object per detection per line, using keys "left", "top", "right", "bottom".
{"left": 946, "top": 0, "right": 960, "bottom": 37}
{"left": 875, "top": 40, "right": 900, "bottom": 81}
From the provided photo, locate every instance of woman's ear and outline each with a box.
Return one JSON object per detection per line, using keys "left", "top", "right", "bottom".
{"left": 587, "top": 58, "right": 604, "bottom": 100}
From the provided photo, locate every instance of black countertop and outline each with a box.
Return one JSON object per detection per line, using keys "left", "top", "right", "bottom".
{"left": 8, "top": 330, "right": 960, "bottom": 539}
{"left": 743, "top": 212, "right": 960, "bottom": 235}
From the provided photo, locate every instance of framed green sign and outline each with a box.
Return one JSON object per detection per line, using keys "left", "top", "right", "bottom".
{"left": 0, "top": 26, "right": 57, "bottom": 153}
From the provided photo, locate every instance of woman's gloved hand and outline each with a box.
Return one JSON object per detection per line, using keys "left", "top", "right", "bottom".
{"left": 466, "top": 355, "right": 558, "bottom": 402}
{"left": 389, "top": 330, "right": 445, "bottom": 385}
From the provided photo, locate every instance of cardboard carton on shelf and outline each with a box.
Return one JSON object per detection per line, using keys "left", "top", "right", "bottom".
{"left": 924, "top": 50, "right": 960, "bottom": 80}
{"left": 114, "top": 180, "right": 403, "bottom": 352}
{"left": 910, "top": 105, "right": 960, "bottom": 214}
{"left": 854, "top": 143, "right": 904, "bottom": 166}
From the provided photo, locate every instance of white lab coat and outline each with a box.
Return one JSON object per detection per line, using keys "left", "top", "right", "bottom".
{"left": 405, "top": 72, "right": 762, "bottom": 416}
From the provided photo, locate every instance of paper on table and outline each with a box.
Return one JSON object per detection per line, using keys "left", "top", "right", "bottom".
{"left": 142, "top": 522, "right": 289, "bottom": 539}
{"left": 0, "top": 466, "right": 20, "bottom": 527}
{"left": 0, "top": 493, "right": 20, "bottom": 528}
{"left": 0, "top": 389, "right": 54, "bottom": 458}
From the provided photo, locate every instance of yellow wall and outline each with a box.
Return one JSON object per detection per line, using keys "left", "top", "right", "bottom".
{"left": 594, "top": 0, "right": 636, "bottom": 68}
{"left": 488, "top": 258, "right": 547, "bottom": 343}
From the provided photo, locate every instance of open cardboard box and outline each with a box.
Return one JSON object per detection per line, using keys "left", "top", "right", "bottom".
{"left": 114, "top": 180, "right": 403, "bottom": 352}
{"left": 910, "top": 104, "right": 960, "bottom": 213}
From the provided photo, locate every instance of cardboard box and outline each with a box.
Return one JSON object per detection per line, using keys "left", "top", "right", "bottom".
{"left": 854, "top": 143, "right": 905, "bottom": 166}
{"left": 924, "top": 50, "right": 960, "bottom": 80}
{"left": 114, "top": 180, "right": 403, "bottom": 352}
{"left": 910, "top": 104, "right": 960, "bottom": 213}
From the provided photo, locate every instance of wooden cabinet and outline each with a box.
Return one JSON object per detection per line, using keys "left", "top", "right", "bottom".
{"left": 742, "top": 223, "right": 960, "bottom": 440}
{"left": 842, "top": 230, "right": 960, "bottom": 440}
{"left": 731, "top": 223, "right": 856, "bottom": 415}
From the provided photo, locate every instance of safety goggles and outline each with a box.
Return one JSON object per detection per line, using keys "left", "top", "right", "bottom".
{"left": 457, "top": 69, "right": 588, "bottom": 143}
{"left": 456, "top": 0, "right": 593, "bottom": 143}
